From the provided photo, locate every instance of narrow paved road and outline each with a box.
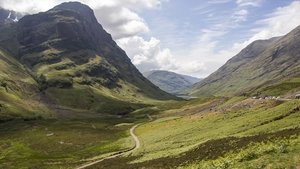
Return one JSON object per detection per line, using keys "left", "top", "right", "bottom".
{"left": 76, "top": 124, "right": 140, "bottom": 169}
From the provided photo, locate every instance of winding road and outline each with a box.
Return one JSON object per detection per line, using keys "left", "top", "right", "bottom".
{"left": 130, "top": 124, "right": 140, "bottom": 150}
{"left": 76, "top": 124, "right": 140, "bottom": 169}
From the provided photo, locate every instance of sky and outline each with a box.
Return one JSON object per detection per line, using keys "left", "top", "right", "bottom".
{"left": 1, "top": 0, "right": 300, "bottom": 78}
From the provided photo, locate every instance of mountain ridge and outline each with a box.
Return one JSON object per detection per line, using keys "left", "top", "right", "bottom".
{"left": 189, "top": 25, "right": 300, "bottom": 96}
{"left": 144, "top": 70, "right": 201, "bottom": 94}
{"left": 0, "top": 7, "right": 23, "bottom": 25}
{"left": 0, "top": 2, "right": 177, "bottom": 120}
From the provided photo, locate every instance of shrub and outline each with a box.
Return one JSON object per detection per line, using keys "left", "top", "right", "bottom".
{"left": 37, "top": 74, "right": 73, "bottom": 90}
{"left": 0, "top": 80, "right": 8, "bottom": 91}
{"left": 46, "top": 77, "right": 73, "bottom": 88}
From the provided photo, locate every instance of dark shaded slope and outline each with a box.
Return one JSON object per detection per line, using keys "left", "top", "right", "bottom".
{"left": 0, "top": 2, "right": 177, "bottom": 120}
{"left": 0, "top": 7, "right": 23, "bottom": 25}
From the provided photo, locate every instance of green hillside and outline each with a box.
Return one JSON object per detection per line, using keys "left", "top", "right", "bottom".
{"left": 0, "top": 2, "right": 299, "bottom": 169}
{"left": 0, "top": 2, "right": 177, "bottom": 121}
{"left": 0, "top": 3, "right": 178, "bottom": 168}
{"left": 87, "top": 97, "right": 300, "bottom": 169}
{"left": 0, "top": 48, "right": 52, "bottom": 121}
{"left": 144, "top": 70, "right": 201, "bottom": 94}
{"left": 189, "top": 25, "right": 300, "bottom": 97}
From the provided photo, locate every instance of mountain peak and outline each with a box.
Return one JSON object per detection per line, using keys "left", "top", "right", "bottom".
{"left": 50, "top": 2, "right": 95, "bottom": 21}
{"left": 0, "top": 2, "right": 176, "bottom": 103}
{"left": 0, "top": 7, "right": 22, "bottom": 25}
{"left": 16, "top": 2, "right": 115, "bottom": 63}
{"left": 144, "top": 70, "right": 201, "bottom": 94}
{"left": 52, "top": 1, "right": 92, "bottom": 12}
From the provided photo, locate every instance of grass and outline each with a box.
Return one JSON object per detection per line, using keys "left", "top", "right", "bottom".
{"left": 84, "top": 97, "right": 299, "bottom": 169}
{"left": 0, "top": 117, "right": 138, "bottom": 169}
{"left": 1, "top": 95, "right": 299, "bottom": 169}
{"left": 0, "top": 40, "right": 299, "bottom": 168}
{"left": 0, "top": 48, "right": 53, "bottom": 121}
{"left": 91, "top": 98, "right": 297, "bottom": 169}
{"left": 45, "top": 85, "right": 148, "bottom": 116}
{"left": 256, "top": 77, "right": 300, "bottom": 96}
{"left": 0, "top": 45, "right": 179, "bottom": 169}
{"left": 179, "top": 136, "right": 300, "bottom": 169}
{"left": 134, "top": 100, "right": 299, "bottom": 161}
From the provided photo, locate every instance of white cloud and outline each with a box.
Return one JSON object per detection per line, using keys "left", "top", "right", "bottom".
{"left": 233, "top": 1, "right": 300, "bottom": 51}
{"left": 159, "top": 1, "right": 300, "bottom": 78}
{"left": 93, "top": 6, "right": 149, "bottom": 39}
{"left": 184, "top": 0, "right": 300, "bottom": 77}
{"left": 1, "top": 0, "right": 300, "bottom": 78}
{"left": 116, "top": 28, "right": 234, "bottom": 78}
{"left": 208, "top": 0, "right": 232, "bottom": 4}
{"left": 236, "top": 0, "right": 262, "bottom": 7}
{"left": 117, "top": 36, "right": 178, "bottom": 73}
{"left": 232, "top": 9, "right": 248, "bottom": 22}
{"left": 199, "top": 29, "right": 227, "bottom": 42}
{"left": 168, "top": 29, "right": 236, "bottom": 77}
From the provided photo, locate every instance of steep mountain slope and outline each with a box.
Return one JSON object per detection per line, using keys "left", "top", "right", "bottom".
{"left": 0, "top": 2, "right": 176, "bottom": 119}
{"left": 0, "top": 48, "right": 52, "bottom": 121}
{"left": 0, "top": 8, "right": 22, "bottom": 25}
{"left": 189, "top": 25, "right": 300, "bottom": 96}
{"left": 144, "top": 70, "right": 201, "bottom": 94}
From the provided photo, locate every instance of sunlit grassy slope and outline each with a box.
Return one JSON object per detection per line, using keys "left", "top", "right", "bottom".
{"left": 179, "top": 136, "right": 300, "bottom": 169}
{"left": 0, "top": 45, "right": 175, "bottom": 169}
{"left": 134, "top": 99, "right": 300, "bottom": 161}
{"left": 90, "top": 97, "right": 300, "bottom": 169}
{"left": 0, "top": 48, "right": 53, "bottom": 121}
{"left": 0, "top": 46, "right": 174, "bottom": 120}
{"left": 189, "top": 25, "right": 300, "bottom": 97}
{"left": 253, "top": 77, "right": 300, "bottom": 96}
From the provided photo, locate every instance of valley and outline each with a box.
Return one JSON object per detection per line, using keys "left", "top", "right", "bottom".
{"left": 77, "top": 96, "right": 300, "bottom": 169}
{"left": 0, "top": 1, "right": 299, "bottom": 169}
{"left": 1, "top": 95, "right": 299, "bottom": 169}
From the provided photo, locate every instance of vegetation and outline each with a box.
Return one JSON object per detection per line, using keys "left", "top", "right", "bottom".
{"left": 188, "top": 26, "right": 300, "bottom": 97}
{"left": 143, "top": 70, "right": 201, "bottom": 94}
{"left": 254, "top": 78, "right": 300, "bottom": 96}
{"left": 0, "top": 2, "right": 299, "bottom": 169}
{"left": 179, "top": 136, "right": 300, "bottom": 169}
{"left": 132, "top": 100, "right": 299, "bottom": 162}
{"left": 87, "top": 98, "right": 300, "bottom": 169}
{"left": 0, "top": 118, "right": 139, "bottom": 169}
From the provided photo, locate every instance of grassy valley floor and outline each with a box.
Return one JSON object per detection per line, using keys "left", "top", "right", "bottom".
{"left": 0, "top": 117, "right": 144, "bottom": 169}
{"left": 0, "top": 97, "right": 299, "bottom": 169}
{"left": 88, "top": 97, "right": 300, "bottom": 169}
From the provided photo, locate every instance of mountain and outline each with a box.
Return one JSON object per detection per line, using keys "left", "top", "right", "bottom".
{"left": 189, "top": 25, "right": 300, "bottom": 97}
{"left": 0, "top": 2, "right": 176, "bottom": 120}
{"left": 144, "top": 70, "right": 201, "bottom": 94}
{"left": 0, "top": 7, "right": 23, "bottom": 25}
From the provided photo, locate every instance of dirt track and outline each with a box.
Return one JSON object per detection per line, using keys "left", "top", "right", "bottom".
{"left": 76, "top": 124, "right": 140, "bottom": 169}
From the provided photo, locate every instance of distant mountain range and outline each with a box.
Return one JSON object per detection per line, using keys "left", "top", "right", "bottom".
{"left": 188, "top": 25, "right": 300, "bottom": 97}
{"left": 144, "top": 70, "right": 201, "bottom": 94}
{"left": 0, "top": 2, "right": 176, "bottom": 121}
